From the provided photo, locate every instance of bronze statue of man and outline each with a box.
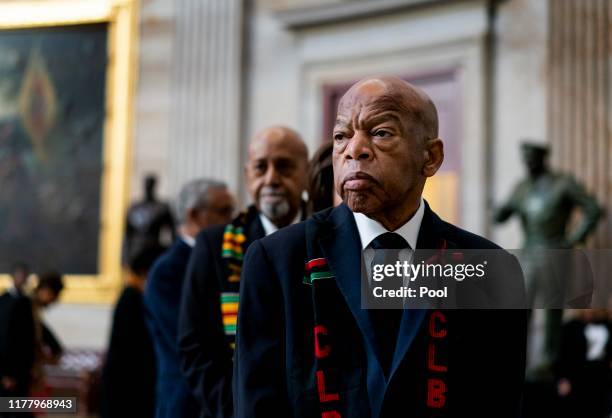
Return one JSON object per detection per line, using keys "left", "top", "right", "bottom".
{"left": 123, "top": 175, "right": 176, "bottom": 275}
{"left": 494, "top": 141, "right": 602, "bottom": 418}
{"left": 495, "top": 142, "right": 602, "bottom": 249}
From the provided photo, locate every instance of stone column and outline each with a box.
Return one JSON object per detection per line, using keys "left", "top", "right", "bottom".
{"left": 548, "top": 0, "right": 612, "bottom": 247}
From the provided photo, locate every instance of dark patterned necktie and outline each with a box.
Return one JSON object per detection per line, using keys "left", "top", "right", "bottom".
{"left": 371, "top": 232, "right": 410, "bottom": 258}
{"left": 369, "top": 232, "right": 411, "bottom": 378}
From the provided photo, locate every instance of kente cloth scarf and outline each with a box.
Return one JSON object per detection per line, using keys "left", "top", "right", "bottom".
{"left": 303, "top": 215, "right": 451, "bottom": 418}
{"left": 219, "top": 207, "right": 256, "bottom": 338}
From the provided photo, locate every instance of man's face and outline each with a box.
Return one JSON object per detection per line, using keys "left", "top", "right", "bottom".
{"left": 245, "top": 131, "right": 308, "bottom": 226}
{"left": 192, "top": 188, "right": 235, "bottom": 231}
{"left": 12, "top": 268, "right": 29, "bottom": 289}
{"left": 332, "top": 83, "right": 427, "bottom": 216}
{"left": 36, "top": 287, "right": 59, "bottom": 308}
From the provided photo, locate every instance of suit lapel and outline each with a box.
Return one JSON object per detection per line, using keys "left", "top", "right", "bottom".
{"left": 318, "top": 204, "right": 387, "bottom": 412}
{"left": 390, "top": 202, "right": 448, "bottom": 381}
{"left": 319, "top": 205, "right": 379, "bottom": 355}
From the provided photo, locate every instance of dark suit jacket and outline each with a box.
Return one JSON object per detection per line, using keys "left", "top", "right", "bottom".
{"left": 101, "top": 286, "right": 156, "bottom": 418}
{"left": 234, "top": 202, "right": 527, "bottom": 418}
{"left": 144, "top": 239, "right": 200, "bottom": 418}
{"left": 0, "top": 291, "right": 35, "bottom": 396}
{"left": 555, "top": 319, "right": 612, "bottom": 418}
{"left": 557, "top": 319, "right": 612, "bottom": 386}
{"left": 179, "top": 206, "right": 265, "bottom": 418}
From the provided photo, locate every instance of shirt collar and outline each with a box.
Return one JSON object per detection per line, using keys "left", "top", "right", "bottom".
{"left": 353, "top": 198, "right": 424, "bottom": 250}
{"left": 180, "top": 234, "right": 196, "bottom": 248}
{"left": 259, "top": 210, "right": 301, "bottom": 236}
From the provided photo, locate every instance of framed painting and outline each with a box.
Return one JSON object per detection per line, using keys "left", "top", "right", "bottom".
{"left": 0, "top": 0, "right": 138, "bottom": 303}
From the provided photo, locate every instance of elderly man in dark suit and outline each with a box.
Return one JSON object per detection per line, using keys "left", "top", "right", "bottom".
{"left": 144, "top": 179, "right": 235, "bottom": 418}
{"left": 178, "top": 126, "right": 309, "bottom": 418}
{"left": 234, "top": 76, "right": 527, "bottom": 418}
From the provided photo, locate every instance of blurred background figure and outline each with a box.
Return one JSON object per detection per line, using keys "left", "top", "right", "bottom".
{"left": 144, "top": 178, "right": 234, "bottom": 418}
{"left": 30, "top": 271, "right": 65, "bottom": 394}
{"left": 306, "top": 141, "right": 341, "bottom": 215}
{"left": 494, "top": 141, "right": 603, "bottom": 418}
{"left": 557, "top": 309, "right": 612, "bottom": 418}
{"left": 101, "top": 267, "right": 156, "bottom": 418}
{"left": 7, "top": 262, "right": 30, "bottom": 296}
{"left": 124, "top": 174, "right": 176, "bottom": 277}
{"left": 0, "top": 262, "right": 35, "bottom": 417}
{"left": 0, "top": 268, "right": 64, "bottom": 416}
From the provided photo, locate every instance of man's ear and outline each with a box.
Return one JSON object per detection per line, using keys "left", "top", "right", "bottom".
{"left": 422, "top": 138, "right": 444, "bottom": 178}
{"left": 186, "top": 207, "right": 198, "bottom": 224}
{"left": 301, "top": 159, "right": 309, "bottom": 190}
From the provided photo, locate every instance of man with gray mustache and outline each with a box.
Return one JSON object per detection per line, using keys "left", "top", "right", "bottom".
{"left": 178, "top": 126, "right": 308, "bottom": 418}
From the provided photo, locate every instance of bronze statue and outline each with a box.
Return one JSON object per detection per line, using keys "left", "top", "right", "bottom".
{"left": 123, "top": 175, "right": 175, "bottom": 275}
{"left": 495, "top": 142, "right": 602, "bottom": 250}
{"left": 494, "top": 141, "right": 602, "bottom": 415}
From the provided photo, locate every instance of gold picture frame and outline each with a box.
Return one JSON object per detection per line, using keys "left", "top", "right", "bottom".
{"left": 0, "top": 0, "right": 139, "bottom": 303}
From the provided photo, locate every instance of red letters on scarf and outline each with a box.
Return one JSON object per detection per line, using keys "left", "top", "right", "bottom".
{"left": 314, "top": 324, "right": 342, "bottom": 416}
{"left": 427, "top": 311, "right": 448, "bottom": 409}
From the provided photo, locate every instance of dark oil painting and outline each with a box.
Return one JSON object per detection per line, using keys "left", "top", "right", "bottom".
{"left": 0, "top": 24, "right": 108, "bottom": 274}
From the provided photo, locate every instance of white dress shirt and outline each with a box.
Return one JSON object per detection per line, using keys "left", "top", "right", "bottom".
{"left": 353, "top": 198, "right": 425, "bottom": 279}
{"left": 585, "top": 323, "right": 609, "bottom": 361}
{"left": 259, "top": 211, "right": 301, "bottom": 236}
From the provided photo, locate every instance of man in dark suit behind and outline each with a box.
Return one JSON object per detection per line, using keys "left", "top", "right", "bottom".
{"left": 234, "top": 76, "right": 527, "bottom": 418}
{"left": 0, "top": 263, "right": 35, "bottom": 416}
{"left": 144, "top": 179, "right": 235, "bottom": 418}
{"left": 178, "top": 126, "right": 309, "bottom": 418}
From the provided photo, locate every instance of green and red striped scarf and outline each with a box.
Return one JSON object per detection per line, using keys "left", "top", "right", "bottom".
{"left": 219, "top": 210, "right": 249, "bottom": 339}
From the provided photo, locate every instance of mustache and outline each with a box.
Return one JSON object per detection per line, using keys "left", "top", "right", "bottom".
{"left": 260, "top": 186, "right": 287, "bottom": 196}
{"left": 341, "top": 171, "right": 380, "bottom": 187}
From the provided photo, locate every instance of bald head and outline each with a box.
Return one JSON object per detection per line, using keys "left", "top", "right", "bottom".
{"left": 332, "top": 75, "right": 444, "bottom": 231}
{"left": 248, "top": 126, "right": 308, "bottom": 161}
{"left": 245, "top": 125, "right": 308, "bottom": 228}
{"left": 338, "top": 75, "right": 439, "bottom": 142}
